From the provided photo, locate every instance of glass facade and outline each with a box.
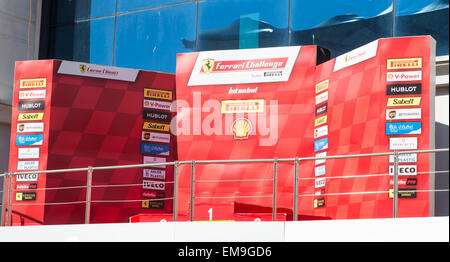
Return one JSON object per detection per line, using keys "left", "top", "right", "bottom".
{"left": 40, "top": 0, "right": 449, "bottom": 73}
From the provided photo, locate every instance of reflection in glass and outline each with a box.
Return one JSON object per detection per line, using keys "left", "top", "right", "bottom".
{"left": 395, "top": 0, "right": 449, "bottom": 55}
{"left": 290, "top": 0, "right": 393, "bottom": 58}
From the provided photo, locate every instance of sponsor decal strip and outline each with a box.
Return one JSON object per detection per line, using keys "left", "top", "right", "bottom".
{"left": 19, "top": 78, "right": 46, "bottom": 89}
{"left": 221, "top": 99, "right": 265, "bottom": 114}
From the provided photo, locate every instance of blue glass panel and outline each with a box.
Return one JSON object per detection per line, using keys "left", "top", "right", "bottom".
{"left": 51, "top": 0, "right": 116, "bottom": 25}
{"left": 49, "top": 21, "right": 90, "bottom": 62}
{"left": 290, "top": 0, "right": 393, "bottom": 58}
{"left": 90, "top": 17, "right": 115, "bottom": 66}
{"left": 197, "top": 0, "right": 289, "bottom": 51}
{"left": 90, "top": 0, "right": 117, "bottom": 18}
{"left": 395, "top": 0, "right": 449, "bottom": 55}
{"left": 117, "top": 0, "right": 190, "bottom": 13}
{"left": 114, "top": 2, "right": 197, "bottom": 73}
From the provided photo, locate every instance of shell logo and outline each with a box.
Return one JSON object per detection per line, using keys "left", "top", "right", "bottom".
{"left": 232, "top": 118, "right": 252, "bottom": 140}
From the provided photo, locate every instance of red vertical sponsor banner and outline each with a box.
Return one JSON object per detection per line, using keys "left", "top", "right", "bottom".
{"left": 175, "top": 46, "right": 319, "bottom": 220}
{"left": 312, "top": 36, "right": 434, "bottom": 219}
{"left": 175, "top": 36, "right": 435, "bottom": 221}
{"left": 7, "top": 60, "right": 176, "bottom": 225}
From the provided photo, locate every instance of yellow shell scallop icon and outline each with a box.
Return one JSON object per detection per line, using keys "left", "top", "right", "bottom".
{"left": 232, "top": 118, "right": 252, "bottom": 139}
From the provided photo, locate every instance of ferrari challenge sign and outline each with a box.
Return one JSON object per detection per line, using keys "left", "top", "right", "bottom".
{"left": 175, "top": 36, "right": 436, "bottom": 221}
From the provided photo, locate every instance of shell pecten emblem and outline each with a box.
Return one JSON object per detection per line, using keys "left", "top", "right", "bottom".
{"left": 232, "top": 118, "right": 252, "bottom": 140}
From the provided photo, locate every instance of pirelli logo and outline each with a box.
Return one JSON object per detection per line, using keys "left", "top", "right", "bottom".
{"left": 315, "top": 80, "right": 329, "bottom": 94}
{"left": 19, "top": 78, "right": 47, "bottom": 89}
{"left": 144, "top": 88, "right": 172, "bottom": 101}
{"left": 221, "top": 99, "right": 264, "bottom": 114}
{"left": 143, "top": 122, "right": 170, "bottom": 132}
{"left": 387, "top": 58, "right": 422, "bottom": 70}
{"left": 18, "top": 112, "right": 44, "bottom": 121}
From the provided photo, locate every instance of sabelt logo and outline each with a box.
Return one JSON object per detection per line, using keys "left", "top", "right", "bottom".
{"left": 315, "top": 80, "right": 329, "bottom": 94}
{"left": 19, "top": 78, "right": 46, "bottom": 89}
{"left": 386, "top": 71, "right": 422, "bottom": 82}
{"left": 18, "top": 112, "right": 44, "bottom": 121}
{"left": 315, "top": 115, "right": 327, "bottom": 127}
{"left": 221, "top": 99, "right": 264, "bottom": 114}
{"left": 232, "top": 118, "right": 252, "bottom": 140}
{"left": 143, "top": 122, "right": 170, "bottom": 132}
{"left": 387, "top": 58, "right": 422, "bottom": 69}
{"left": 387, "top": 97, "right": 421, "bottom": 106}
{"left": 200, "top": 57, "right": 288, "bottom": 74}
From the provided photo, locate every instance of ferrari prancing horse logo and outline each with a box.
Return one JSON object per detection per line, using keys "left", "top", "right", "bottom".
{"left": 80, "top": 64, "right": 86, "bottom": 73}
{"left": 202, "top": 59, "right": 214, "bottom": 74}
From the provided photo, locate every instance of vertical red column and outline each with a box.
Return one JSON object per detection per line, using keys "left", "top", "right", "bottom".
{"left": 7, "top": 60, "right": 54, "bottom": 226}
